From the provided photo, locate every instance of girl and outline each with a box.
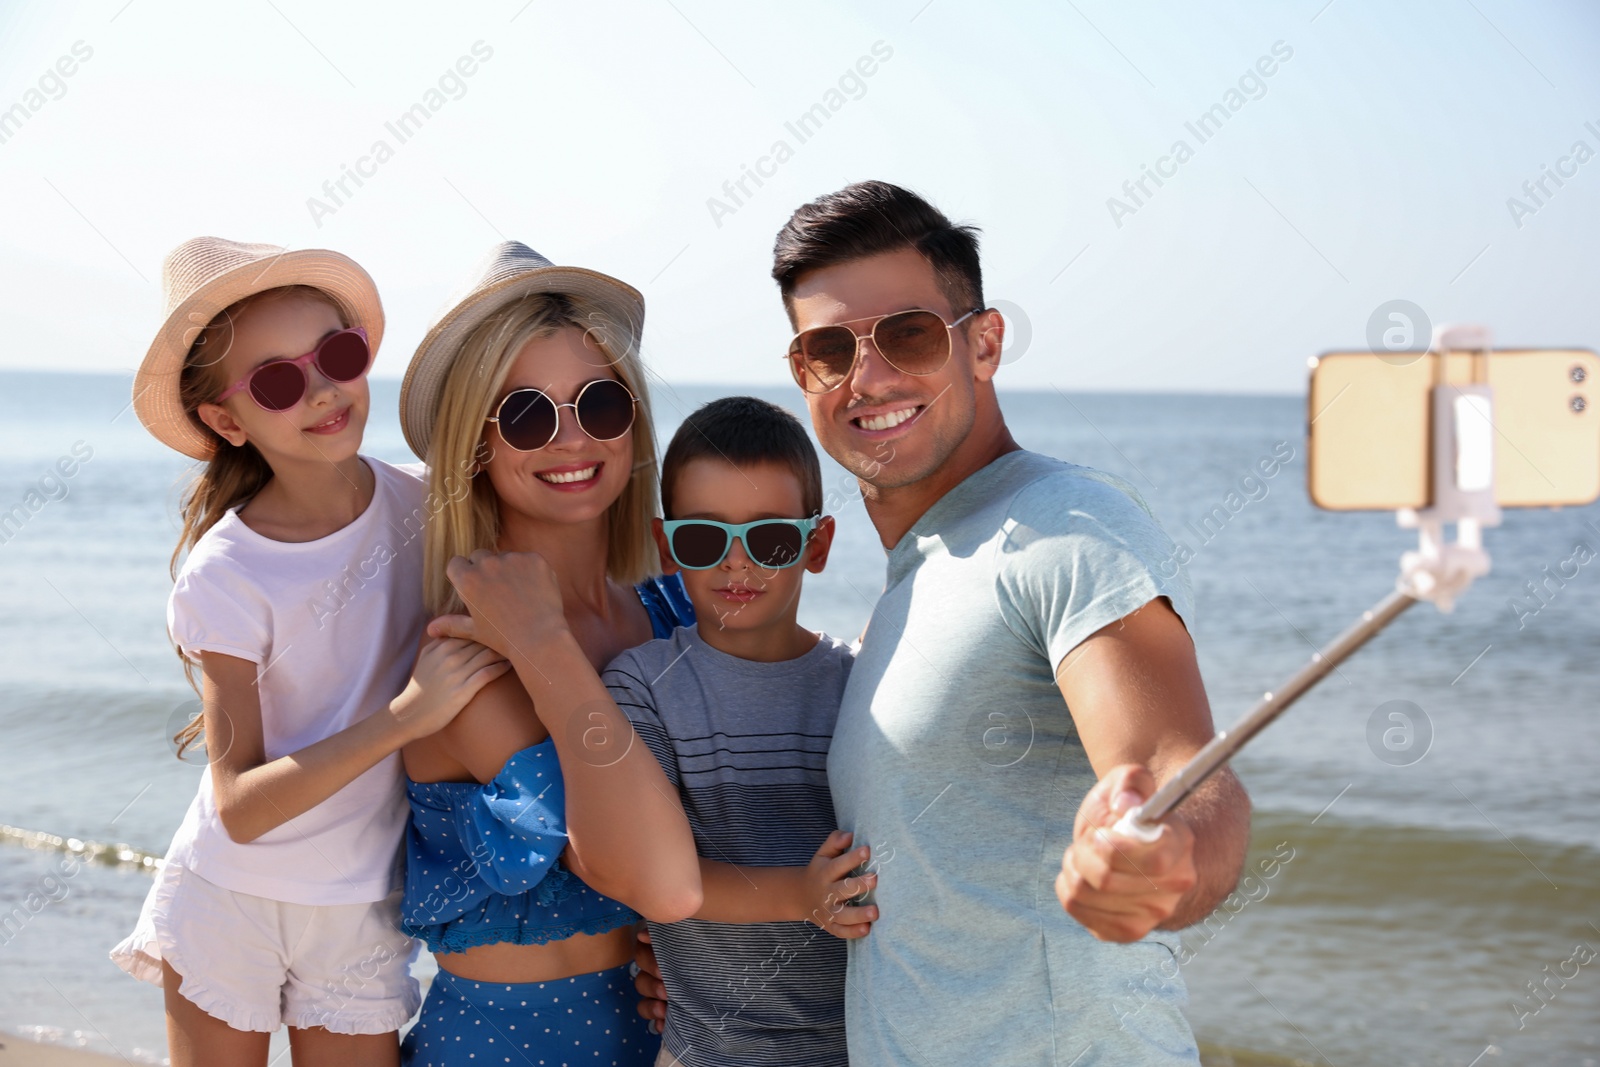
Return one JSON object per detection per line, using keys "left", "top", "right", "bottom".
{"left": 112, "top": 237, "right": 509, "bottom": 1067}
{"left": 393, "top": 241, "right": 701, "bottom": 1065}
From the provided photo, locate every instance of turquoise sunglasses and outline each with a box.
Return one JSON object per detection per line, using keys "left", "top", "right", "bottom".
{"left": 661, "top": 517, "right": 818, "bottom": 570}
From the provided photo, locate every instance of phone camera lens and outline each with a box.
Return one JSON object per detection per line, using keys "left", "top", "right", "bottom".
{"left": 1573, "top": 395, "right": 1589, "bottom": 413}
{"left": 1572, "top": 364, "right": 1589, "bottom": 383}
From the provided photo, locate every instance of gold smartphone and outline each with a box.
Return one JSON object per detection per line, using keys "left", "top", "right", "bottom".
{"left": 1307, "top": 349, "right": 1600, "bottom": 510}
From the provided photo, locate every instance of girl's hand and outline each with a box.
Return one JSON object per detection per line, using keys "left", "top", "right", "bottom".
{"left": 389, "top": 636, "right": 512, "bottom": 742}
{"left": 799, "top": 830, "right": 878, "bottom": 939}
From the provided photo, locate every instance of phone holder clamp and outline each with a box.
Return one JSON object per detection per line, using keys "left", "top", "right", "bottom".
{"left": 1394, "top": 323, "right": 1502, "bottom": 612}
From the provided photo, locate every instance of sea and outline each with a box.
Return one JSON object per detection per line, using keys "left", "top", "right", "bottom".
{"left": 0, "top": 370, "right": 1596, "bottom": 1066}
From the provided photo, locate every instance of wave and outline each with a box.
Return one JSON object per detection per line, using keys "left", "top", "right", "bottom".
{"left": 6, "top": 804, "right": 1594, "bottom": 891}
{"left": 1241, "top": 809, "right": 1599, "bottom": 914}
{"left": 0, "top": 823, "right": 162, "bottom": 871}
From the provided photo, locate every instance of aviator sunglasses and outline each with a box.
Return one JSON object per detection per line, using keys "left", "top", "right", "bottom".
{"left": 662, "top": 517, "right": 819, "bottom": 571}
{"left": 215, "top": 327, "right": 371, "bottom": 412}
{"left": 486, "top": 378, "right": 638, "bottom": 452}
{"left": 786, "top": 308, "right": 983, "bottom": 394}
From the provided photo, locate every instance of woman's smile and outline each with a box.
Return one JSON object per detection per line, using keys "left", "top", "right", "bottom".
{"left": 532, "top": 460, "right": 604, "bottom": 490}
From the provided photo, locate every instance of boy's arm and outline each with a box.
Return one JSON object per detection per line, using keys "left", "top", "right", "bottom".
{"left": 692, "top": 831, "right": 877, "bottom": 938}
{"left": 596, "top": 657, "right": 878, "bottom": 936}
{"left": 694, "top": 860, "right": 805, "bottom": 923}
{"left": 589, "top": 647, "right": 873, "bottom": 938}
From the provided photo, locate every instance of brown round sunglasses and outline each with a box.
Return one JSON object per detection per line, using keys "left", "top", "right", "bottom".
{"left": 485, "top": 378, "right": 638, "bottom": 452}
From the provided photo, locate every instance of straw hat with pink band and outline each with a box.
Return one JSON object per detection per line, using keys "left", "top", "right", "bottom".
{"left": 133, "top": 237, "right": 385, "bottom": 461}
{"left": 399, "top": 240, "right": 645, "bottom": 463}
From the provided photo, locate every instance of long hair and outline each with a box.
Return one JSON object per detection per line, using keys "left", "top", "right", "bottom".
{"left": 168, "top": 285, "right": 347, "bottom": 757}
{"left": 422, "top": 291, "right": 659, "bottom": 618}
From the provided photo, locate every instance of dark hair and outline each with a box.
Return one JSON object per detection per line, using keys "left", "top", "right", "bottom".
{"left": 771, "top": 180, "right": 983, "bottom": 320}
{"left": 661, "top": 396, "right": 823, "bottom": 519}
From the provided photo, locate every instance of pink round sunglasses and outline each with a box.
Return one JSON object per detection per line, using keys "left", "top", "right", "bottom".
{"left": 215, "top": 327, "right": 371, "bottom": 412}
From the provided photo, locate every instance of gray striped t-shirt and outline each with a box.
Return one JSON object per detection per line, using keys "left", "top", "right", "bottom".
{"left": 604, "top": 624, "right": 854, "bottom": 1067}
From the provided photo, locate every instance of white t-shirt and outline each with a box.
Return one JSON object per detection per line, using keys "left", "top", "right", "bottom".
{"left": 163, "top": 455, "right": 430, "bottom": 905}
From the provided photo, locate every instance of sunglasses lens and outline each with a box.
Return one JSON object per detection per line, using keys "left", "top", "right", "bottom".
{"left": 792, "top": 327, "right": 858, "bottom": 393}
{"left": 744, "top": 522, "right": 805, "bottom": 569}
{"left": 497, "top": 389, "right": 557, "bottom": 451}
{"left": 670, "top": 523, "right": 730, "bottom": 569}
{"left": 249, "top": 361, "right": 308, "bottom": 411}
{"left": 576, "top": 379, "right": 636, "bottom": 441}
{"left": 873, "top": 310, "right": 951, "bottom": 374}
{"left": 316, "top": 330, "right": 370, "bottom": 382}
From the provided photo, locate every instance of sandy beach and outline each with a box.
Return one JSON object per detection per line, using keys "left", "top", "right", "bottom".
{"left": 0, "top": 1030, "right": 1319, "bottom": 1067}
{"left": 0, "top": 1035, "right": 128, "bottom": 1067}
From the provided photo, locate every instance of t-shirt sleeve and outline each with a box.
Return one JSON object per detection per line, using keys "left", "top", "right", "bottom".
{"left": 384, "top": 460, "right": 430, "bottom": 526}
{"left": 602, "top": 649, "right": 679, "bottom": 789}
{"left": 994, "top": 470, "right": 1195, "bottom": 674}
{"left": 167, "top": 563, "right": 271, "bottom": 666}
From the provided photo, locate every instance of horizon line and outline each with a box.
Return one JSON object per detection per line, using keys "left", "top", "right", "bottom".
{"left": 0, "top": 366, "right": 1306, "bottom": 400}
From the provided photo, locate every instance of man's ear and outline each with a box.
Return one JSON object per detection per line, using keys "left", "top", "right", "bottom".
{"left": 651, "top": 517, "right": 679, "bottom": 575}
{"left": 971, "top": 308, "right": 1005, "bottom": 383}
{"left": 195, "top": 400, "right": 250, "bottom": 449}
{"left": 804, "top": 515, "right": 836, "bottom": 574}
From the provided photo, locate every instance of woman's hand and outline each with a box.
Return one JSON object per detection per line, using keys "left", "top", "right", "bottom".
{"left": 632, "top": 927, "right": 668, "bottom": 1033}
{"left": 427, "top": 550, "right": 569, "bottom": 656}
{"left": 389, "top": 636, "right": 512, "bottom": 742}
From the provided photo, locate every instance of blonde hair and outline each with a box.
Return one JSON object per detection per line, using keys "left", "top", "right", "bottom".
{"left": 422, "top": 291, "right": 659, "bottom": 617}
{"left": 169, "top": 284, "right": 347, "bottom": 757}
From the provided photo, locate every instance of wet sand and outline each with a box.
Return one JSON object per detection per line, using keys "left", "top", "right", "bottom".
{"left": 0, "top": 1035, "right": 128, "bottom": 1066}
{"left": 0, "top": 1029, "right": 1307, "bottom": 1067}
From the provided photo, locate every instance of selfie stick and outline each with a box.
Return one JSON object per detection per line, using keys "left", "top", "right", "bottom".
{"left": 1112, "top": 325, "right": 1503, "bottom": 842}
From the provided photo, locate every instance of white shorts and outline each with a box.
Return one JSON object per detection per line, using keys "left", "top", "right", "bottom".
{"left": 110, "top": 862, "right": 419, "bottom": 1034}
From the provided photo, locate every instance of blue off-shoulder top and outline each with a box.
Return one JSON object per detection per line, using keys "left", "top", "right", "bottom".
{"left": 401, "top": 574, "right": 695, "bottom": 954}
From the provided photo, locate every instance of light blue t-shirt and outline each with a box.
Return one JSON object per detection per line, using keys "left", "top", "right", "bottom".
{"left": 827, "top": 449, "right": 1201, "bottom": 1067}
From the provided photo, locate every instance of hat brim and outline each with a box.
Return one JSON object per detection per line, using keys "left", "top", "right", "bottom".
{"left": 133, "top": 250, "right": 385, "bottom": 461}
{"left": 399, "top": 266, "right": 645, "bottom": 461}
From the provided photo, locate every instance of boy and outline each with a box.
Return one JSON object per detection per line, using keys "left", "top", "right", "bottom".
{"left": 602, "top": 396, "right": 873, "bottom": 1067}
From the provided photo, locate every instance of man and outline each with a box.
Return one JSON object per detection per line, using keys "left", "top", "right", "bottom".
{"left": 641, "top": 181, "right": 1249, "bottom": 1065}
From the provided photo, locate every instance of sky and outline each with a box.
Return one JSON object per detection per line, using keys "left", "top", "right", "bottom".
{"left": 0, "top": 0, "right": 1597, "bottom": 394}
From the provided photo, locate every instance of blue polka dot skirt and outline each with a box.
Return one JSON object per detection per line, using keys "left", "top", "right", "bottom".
{"left": 400, "top": 962, "right": 659, "bottom": 1066}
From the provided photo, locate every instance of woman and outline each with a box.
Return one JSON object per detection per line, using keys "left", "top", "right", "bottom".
{"left": 395, "top": 242, "right": 701, "bottom": 1066}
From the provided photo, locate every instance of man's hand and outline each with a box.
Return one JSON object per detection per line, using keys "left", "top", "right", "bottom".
{"left": 426, "top": 550, "right": 567, "bottom": 656}
{"left": 1055, "top": 764, "right": 1198, "bottom": 942}
{"left": 1053, "top": 599, "right": 1249, "bottom": 938}
{"left": 632, "top": 927, "right": 668, "bottom": 1033}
